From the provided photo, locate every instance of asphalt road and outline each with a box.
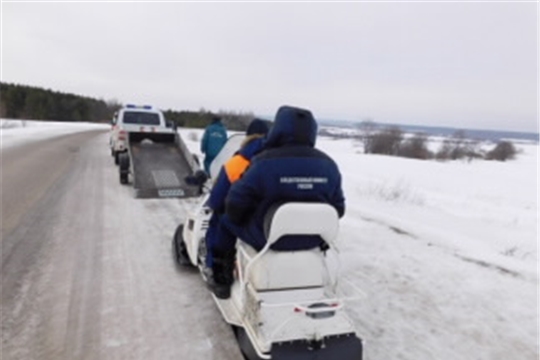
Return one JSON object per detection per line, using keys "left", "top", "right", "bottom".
{"left": 1, "top": 130, "right": 243, "bottom": 360}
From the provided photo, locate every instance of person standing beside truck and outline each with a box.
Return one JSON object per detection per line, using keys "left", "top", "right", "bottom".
{"left": 201, "top": 116, "right": 228, "bottom": 175}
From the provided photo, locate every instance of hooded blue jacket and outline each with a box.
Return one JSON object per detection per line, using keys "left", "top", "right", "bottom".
{"left": 225, "top": 106, "right": 345, "bottom": 251}
{"left": 201, "top": 121, "right": 227, "bottom": 158}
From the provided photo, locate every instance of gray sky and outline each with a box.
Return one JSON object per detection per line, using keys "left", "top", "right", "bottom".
{"left": 1, "top": 1, "right": 538, "bottom": 132}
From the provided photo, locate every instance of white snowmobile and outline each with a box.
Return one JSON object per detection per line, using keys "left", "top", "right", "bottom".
{"left": 173, "top": 134, "right": 364, "bottom": 359}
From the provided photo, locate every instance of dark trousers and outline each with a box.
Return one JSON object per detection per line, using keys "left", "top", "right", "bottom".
{"left": 203, "top": 155, "right": 216, "bottom": 175}
{"left": 205, "top": 213, "right": 240, "bottom": 267}
{"left": 205, "top": 212, "right": 252, "bottom": 267}
{"left": 205, "top": 213, "right": 219, "bottom": 268}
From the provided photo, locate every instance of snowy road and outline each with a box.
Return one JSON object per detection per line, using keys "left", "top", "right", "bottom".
{"left": 1, "top": 130, "right": 243, "bottom": 359}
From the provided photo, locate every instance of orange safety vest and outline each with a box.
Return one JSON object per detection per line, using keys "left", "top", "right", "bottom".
{"left": 224, "top": 155, "right": 250, "bottom": 183}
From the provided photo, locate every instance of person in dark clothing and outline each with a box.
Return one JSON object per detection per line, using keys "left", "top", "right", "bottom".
{"left": 200, "top": 116, "right": 228, "bottom": 175}
{"left": 205, "top": 119, "right": 269, "bottom": 274}
{"left": 209, "top": 105, "right": 345, "bottom": 299}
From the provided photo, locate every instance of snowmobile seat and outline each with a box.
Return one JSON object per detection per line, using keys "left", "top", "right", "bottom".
{"left": 239, "top": 202, "right": 339, "bottom": 291}
{"left": 240, "top": 244, "right": 325, "bottom": 291}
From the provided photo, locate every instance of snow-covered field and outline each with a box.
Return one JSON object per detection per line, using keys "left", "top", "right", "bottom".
{"left": 164, "top": 124, "right": 539, "bottom": 359}
{"left": 2, "top": 119, "right": 538, "bottom": 359}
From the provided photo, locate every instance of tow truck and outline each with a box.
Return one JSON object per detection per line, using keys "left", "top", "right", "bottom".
{"left": 109, "top": 104, "right": 200, "bottom": 198}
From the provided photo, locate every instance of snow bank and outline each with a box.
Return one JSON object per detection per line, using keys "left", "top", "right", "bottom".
{"left": 1, "top": 119, "right": 109, "bottom": 149}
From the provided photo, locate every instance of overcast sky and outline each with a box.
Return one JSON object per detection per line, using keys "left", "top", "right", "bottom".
{"left": 1, "top": 1, "right": 538, "bottom": 132}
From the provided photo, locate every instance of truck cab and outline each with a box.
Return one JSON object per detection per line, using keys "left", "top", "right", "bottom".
{"left": 109, "top": 105, "right": 173, "bottom": 164}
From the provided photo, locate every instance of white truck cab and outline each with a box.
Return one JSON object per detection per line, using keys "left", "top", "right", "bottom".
{"left": 109, "top": 104, "right": 174, "bottom": 164}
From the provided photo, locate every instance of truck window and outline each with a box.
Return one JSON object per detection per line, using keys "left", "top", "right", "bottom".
{"left": 122, "top": 111, "right": 161, "bottom": 125}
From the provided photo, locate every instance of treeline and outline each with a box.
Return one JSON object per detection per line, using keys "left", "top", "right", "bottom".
{"left": 0, "top": 82, "right": 121, "bottom": 123}
{"left": 354, "top": 122, "right": 517, "bottom": 162}
{"left": 0, "top": 82, "right": 263, "bottom": 131}
{"left": 163, "top": 108, "right": 259, "bottom": 131}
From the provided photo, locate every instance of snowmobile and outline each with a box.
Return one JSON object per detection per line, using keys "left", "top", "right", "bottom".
{"left": 173, "top": 134, "right": 364, "bottom": 359}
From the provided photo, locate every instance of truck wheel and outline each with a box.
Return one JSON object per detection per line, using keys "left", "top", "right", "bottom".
{"left": 172, "top": 224, "right": 193, "bottom": 267}
{"left": 119, "top": 152, "right": 130, "bottom": 184}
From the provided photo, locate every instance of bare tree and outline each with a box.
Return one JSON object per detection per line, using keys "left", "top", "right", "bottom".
{"left": 463, "top": 139, "right": 484, "bottom": 162}
{"left": 367, "top": 126, "right": 403, "bottom": 155}
{"left": 355, "top": 119, "right": 378, "bottom": 153}
{"left": 435, "top": 130, "right": 474, "bottom": 160}
{"left": 449, "top": 130, "right": 468, "bottom": 160}
{"left": 485, "top": 141, "right": 517, "bottom": 161}
{"left": 435, "top": 138, "right": 453, "bottom": 161}
{"left": 398, "top": 132, "right": 432, "bottom": 159}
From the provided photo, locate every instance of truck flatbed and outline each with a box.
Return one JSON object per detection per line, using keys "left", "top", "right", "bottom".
{"left": 130, "top": 139, "right": 199, "bottom": 198}
{"left": 118, "top": 131, "right": 200, "bottom": 199}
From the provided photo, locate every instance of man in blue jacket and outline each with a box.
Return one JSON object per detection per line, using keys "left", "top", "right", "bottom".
{"left": 205, "top": 119, "right": 269, "bottom": 280}
{"left": 200, "top": 116, "right": 228, "bottom": 175}
{"left": 209, "top": 105, "right": 345, "bottom": 299}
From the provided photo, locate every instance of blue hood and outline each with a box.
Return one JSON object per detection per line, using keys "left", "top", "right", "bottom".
{"left": 264, "top": 106, "right": 317, "bottom": 149}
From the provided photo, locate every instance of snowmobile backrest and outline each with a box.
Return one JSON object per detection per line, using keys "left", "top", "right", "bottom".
{"left": 241, "top": 202, "right": 338, "bottom": 291}
{"left": 265, "top": 203, "right": 339, "bottom": 249}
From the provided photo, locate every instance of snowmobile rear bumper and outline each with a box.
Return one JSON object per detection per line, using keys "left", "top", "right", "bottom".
{"left": 271, "top": 333, "right": 363, "bottom": 360}
{"left": 236, "top": 327, "right": 362, "bottom": 360}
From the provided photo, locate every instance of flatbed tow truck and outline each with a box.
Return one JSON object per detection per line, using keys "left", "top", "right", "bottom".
{"left": 109, "top": 105, "right": 200, "bottom": 199}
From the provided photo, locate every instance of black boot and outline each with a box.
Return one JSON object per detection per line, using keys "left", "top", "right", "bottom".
{"left": 208, "top": 250, "right": 235, "bottom": 299}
